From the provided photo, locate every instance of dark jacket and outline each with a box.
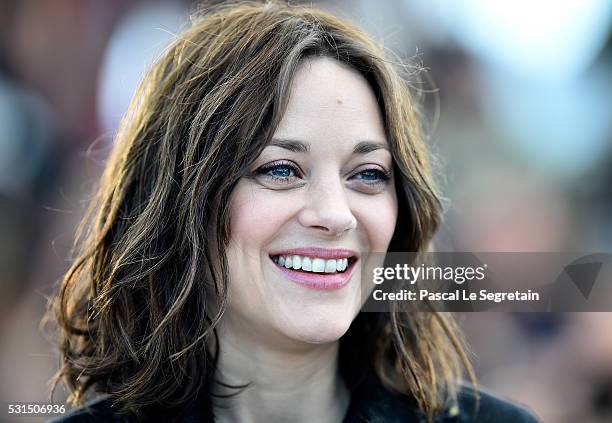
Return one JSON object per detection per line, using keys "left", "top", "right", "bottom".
{"left": 49, "top": 377, "right": 541, "bottom": 423}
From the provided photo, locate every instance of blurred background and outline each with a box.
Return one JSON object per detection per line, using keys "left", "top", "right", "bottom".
{"left": 0, "top": 0, "right": 611, "bottom": 422}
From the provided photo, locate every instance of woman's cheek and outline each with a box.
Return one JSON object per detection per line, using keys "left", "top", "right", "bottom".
{"left": 229, "top": 184, "right": 301, "bottom": 246}
{"left": 352, "top": 191, "right": 398, "bottom": 252}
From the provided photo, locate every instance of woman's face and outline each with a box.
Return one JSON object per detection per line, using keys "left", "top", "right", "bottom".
{"left": 225, "top": 57, "right": 398, "bottom": 346}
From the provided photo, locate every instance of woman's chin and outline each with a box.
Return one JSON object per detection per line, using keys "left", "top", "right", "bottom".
{"left": 275, "top": 313, "right": 354, "bottom": 345}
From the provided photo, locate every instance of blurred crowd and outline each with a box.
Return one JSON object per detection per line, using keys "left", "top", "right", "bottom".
{"left": 0, "top": 1, "right": 610, "bottom": 422}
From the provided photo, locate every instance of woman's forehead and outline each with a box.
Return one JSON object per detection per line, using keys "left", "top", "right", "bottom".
{"left": 273, "top": 57, "right": 388, "bottom": 149}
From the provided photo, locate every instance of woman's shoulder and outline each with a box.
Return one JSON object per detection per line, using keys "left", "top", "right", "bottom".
{"left": 47, "top": 396, "right": 211, "bottom": 423}
{"left": 47, "top": 397, "right": 117, "bottom": 423}
{"left": 451, "top": 385, "right": 541, "bottom": 422}
{"left": 345, "top": 375, "right": 541, "bottom": 423}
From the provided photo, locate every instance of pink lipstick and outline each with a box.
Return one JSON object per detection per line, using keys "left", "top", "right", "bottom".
{"left": 268, "top": 247, "right": 359, "bottom": 291}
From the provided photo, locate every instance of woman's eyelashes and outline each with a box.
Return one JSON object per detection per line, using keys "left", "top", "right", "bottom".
{"left": 253, "top": 160, "right": 303, "bottom": 185}
{"left": 352, "top": 168, "right": 391, "bottom": 185}
{"left": 253, "top": 160, "right": 392, "bottom": 192}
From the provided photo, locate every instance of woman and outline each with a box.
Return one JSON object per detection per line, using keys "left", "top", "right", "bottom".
{"left": 50, "top": 1, "right": 539, "bottom": 422}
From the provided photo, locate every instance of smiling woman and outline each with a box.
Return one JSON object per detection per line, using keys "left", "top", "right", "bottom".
{"left": 48, "top": 1, "right": 539, "bottom": 423}
{"left": 224, "top": 57, "right": 398, "bottom": 351}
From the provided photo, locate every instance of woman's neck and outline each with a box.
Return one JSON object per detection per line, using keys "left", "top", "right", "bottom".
{"left": 212, "top": 319, "right": 350, "bottom": 423}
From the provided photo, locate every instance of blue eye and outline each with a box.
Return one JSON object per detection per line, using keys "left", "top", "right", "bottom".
{"left": 254, "top": 161, "right": 300, "bottom": 184}
{"left": 354, "top": 168, "right": 390, "bottom": 183}
{"left": 359, "top": 169, "right": 382, "bottom": 181}
{"left": 269, "top": 165, "right": 294, "bottom": 178}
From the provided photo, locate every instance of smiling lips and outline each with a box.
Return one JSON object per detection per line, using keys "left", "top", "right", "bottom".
{"left": 269, "top": 247, "right": 358, "bottom": 290}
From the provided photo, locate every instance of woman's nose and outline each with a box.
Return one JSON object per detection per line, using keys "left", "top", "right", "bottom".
{"left": 297, "top": 178, "right": 357, "bottom": 236}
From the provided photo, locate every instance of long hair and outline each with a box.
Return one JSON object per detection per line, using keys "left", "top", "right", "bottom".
{"left": 49, "top": 1, "right": 474, "bottom": 421}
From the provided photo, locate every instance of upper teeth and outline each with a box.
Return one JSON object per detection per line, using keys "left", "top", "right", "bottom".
{"left": 273, "top": 255, "right": 349, "bottom": 273}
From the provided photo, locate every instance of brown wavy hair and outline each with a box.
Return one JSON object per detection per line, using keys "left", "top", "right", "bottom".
{"left": 49, "top": 1, "right": 475, "bottom": 421}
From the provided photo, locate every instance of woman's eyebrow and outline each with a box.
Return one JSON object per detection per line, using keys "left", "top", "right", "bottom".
{"left": 352, "top": 141, "right": 390, "bottom": 154}
{"left": 269, "top": 138, "right": 389, "bottom": 154}
{"left": 269, "top": 138, "right": 310, "bottom": 153}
